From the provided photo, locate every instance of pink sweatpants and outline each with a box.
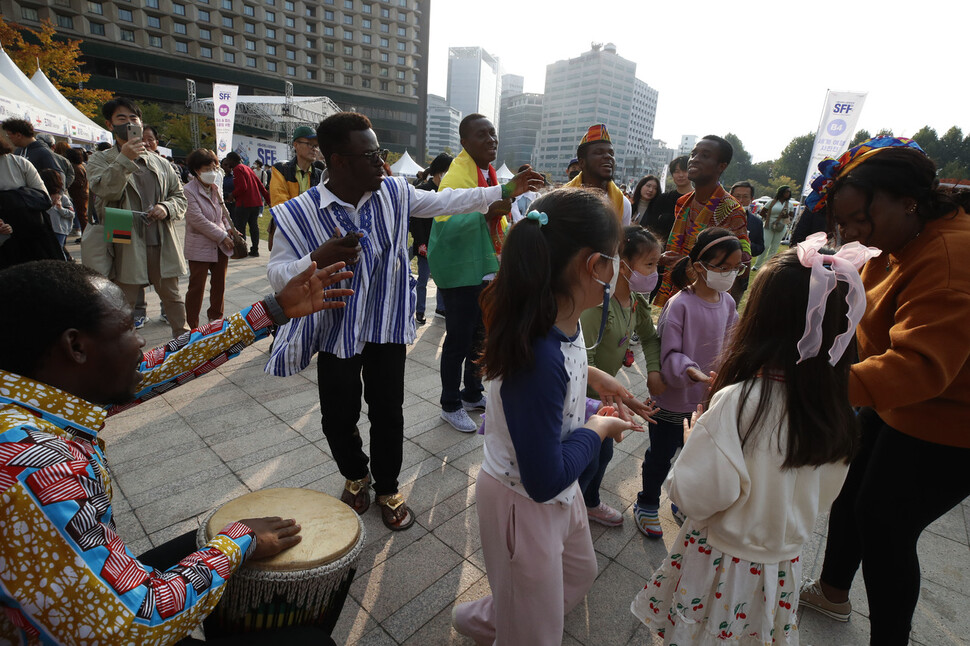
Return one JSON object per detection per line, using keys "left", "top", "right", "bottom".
{"left": 453, "top": 471, "right": 599, "bottom": 645}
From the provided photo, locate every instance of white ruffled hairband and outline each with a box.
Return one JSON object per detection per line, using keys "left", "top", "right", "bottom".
{"left": 795, "top": 233, "right": 881, "bottom": 365}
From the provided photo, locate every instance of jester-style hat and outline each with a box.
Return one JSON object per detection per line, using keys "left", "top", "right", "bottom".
{"left": 577, "top": 124, "right": 612, "bottom": 156}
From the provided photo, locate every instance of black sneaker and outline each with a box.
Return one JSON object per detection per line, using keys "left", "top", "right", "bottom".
{"left": 415, "top": 312, "right": 426, "bottom": 325}
{"left": 248, "top": 249, "right": 259, "bottom": 257}
{"left": 434, "top": 308, "right": 446, "bottom": 319}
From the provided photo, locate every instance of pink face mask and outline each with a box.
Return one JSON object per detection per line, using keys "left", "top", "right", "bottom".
{"left": 623, "top": 261, "right": 658, "bottom": 294}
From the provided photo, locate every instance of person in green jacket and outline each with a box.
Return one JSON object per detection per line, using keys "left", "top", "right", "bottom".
{"left": 579, "top": 225, "right": 665, "bottom": 526}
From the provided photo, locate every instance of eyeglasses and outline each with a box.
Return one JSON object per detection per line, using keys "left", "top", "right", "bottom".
{"left": 338, "top": 148, "right": 389, "bottom": 164}
{"left": 702, "top": 261, "right": 749, "bottom": 277}
{"left": 295, "top": 140, "right": 319, "bottom": 149}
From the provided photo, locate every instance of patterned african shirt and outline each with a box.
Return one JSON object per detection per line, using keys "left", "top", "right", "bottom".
{"left": 0, "top": 303, "right": 276, "bottom": 644}
{"left": 654, "top": 184, "right": 751, "bottom": 307}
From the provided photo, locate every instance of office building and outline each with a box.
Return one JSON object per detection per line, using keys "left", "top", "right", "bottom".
{"left": 497, "top": 92, "right": 542, "bottom": 171}
{"left": 1, "top": 0, "right": 431, "bottom": 153}
{"left": 500, "top": 73, "right": 523, "bottom": 98}
{"left": 446, "top": 46, "right": 500, "bottom": 125}
{"left": 646, "top": 137, "right": 676, "bottom": 177}
{"left": 533, "top": 43, "right": 658, "bottom": 179}
{"left": 678, "top": 135, "right": 698, "bottom": 156}
{"left": 621, "top": 78, "right": 660, "bottom": 182}
{"left": 425, "top": 93, "right": 460, "bottom": 160}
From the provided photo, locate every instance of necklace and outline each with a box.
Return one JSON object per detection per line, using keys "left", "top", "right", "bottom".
{"left": 885, "top": 229, "right": 921, "bottom": 272}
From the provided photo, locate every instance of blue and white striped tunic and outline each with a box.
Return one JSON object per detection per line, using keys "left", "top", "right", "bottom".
{"left": 265, "top": 176, "right": 503, "bottom": 375}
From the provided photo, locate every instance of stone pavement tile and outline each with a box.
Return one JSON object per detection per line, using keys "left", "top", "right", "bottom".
{"left": 161, "top": 374, "right": 245, "bottom": 410}
{"left": 403, "top": 412, "right": 453, "bottom": 441}
{"left": 382, "top": 560, "right": 485, "bottom": 643}
{"left": 114, "top": 447, "right": 227, "bottom": 501}
{"left": 105, "top": 417, "right": 206, "bottom": 467}
{"left": 398, "top": 461, "right": 473, "bottom": 519}
{"left": 418, "top": 484, "right": 476, "bottom": 533}
{"left": 135, "top": 472, "right": 249, "bottom": 534}
{"left": 148, "top": 516, "right": 204, "bottom": 549}
{"left": 101, "top": 398, "right": 178, "bottom": 439}
{"left": 353, "top": 510, "right": 431, "bottom": 577}
{"left": 797, "top": 606, "right": 871, "bottom": 645}
{"left": 350, "top": 533, "right": 463, "bottom": 623}
{"left": 260, "top": 387, "right": 321, "bottom": 418}
{"left": 400, "top": 571, "right": 490, "bottom": 646}
{"left": 910, "top": 576, "right": 970, "bottom": 645}
{"left": 411, "top": 424, "right": 478, "bottom": 454}
{"left": 430, "top": 501, "right": 480, "bottom": 559}
{"left": 915, "top": 530, "right": 970, "bottom": 597}
{"left": 926, "top": 503, "right": 969, "bottom": 546}
{"left": 211, "top": 422, "right": 306, "bottom": 463}
{"left": 128, "top": 537, "right": 154, "bottom": 558}
{"left": 332, "top": 595, "right": 380, "bottom": 645}
{"left": 613, "top": 528, "right": 677, "bottom": 582}
{"left": 184, "top": 401, "right": 278, "bottom": 440}
{"left": 445, "top": 444, "right": 485, "bottom": 479}
{"left": 564, "top": 561, "right": 653, "bottom": 646}
{"left": 600, "top": 450, "right": 647, "bottom": 505}
{"left": 355, "top": 627, "right": 399, "bottom": 645}
{"left": 235, "top": 442, "right": 331, "bottom": 490}
{"left": 124, "top": 463, "right": 234, "bottom": 511}
{"left": 591, "top": 490, "right": 638, "bottom": 559}
{"left": 403, "top": 399, "right": 445, "bottom": 428}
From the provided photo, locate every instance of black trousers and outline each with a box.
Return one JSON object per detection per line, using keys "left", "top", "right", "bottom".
{"left": 232, "top": 205, "right": 261, "bottom": 251}
{"left": 438, "top": 283, "right": 486, "bottom": 412}
{"left": 139, "top": 532, "right": 336, "bottom": 646}
{"left": 317, "top": 342, "right": 406, "bottom": 496}
{"left": 820, "top": 407, "right": 970, "bottom": 645}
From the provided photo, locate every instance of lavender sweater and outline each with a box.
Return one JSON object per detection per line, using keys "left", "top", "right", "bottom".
{"left": 654, "top": 289, "right": 738, "bottom": 413}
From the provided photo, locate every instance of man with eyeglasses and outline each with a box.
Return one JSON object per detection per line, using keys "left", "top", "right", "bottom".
{"left": 266, "top": 112, "right": 543, "bottom": 532}
{"left": 268, "top": 126, "right": 325, "bottom": 251}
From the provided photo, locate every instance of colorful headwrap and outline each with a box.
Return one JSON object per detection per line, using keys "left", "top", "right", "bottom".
{"left": 804, "top": 136, "right": 926, "bottom": 213}
{"left": 577, "top": 124, "right": 612, "bottom": 153}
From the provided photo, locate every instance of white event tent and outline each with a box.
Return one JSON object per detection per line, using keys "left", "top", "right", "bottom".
{"left": 389, "top": 150, "right": 423, "bottom": 178}
{"left": 495, "top": 162, "right": 514, "bottom": 183}
{"left": 0, "top": 44, "right": 110, "bottom": 144}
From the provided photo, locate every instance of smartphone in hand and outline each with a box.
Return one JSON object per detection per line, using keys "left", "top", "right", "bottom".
{"left": 126, "top": 123, "right": 143, "bottom": 141}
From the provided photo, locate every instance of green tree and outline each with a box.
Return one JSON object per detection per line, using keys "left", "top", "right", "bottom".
{"left": 875, "top": 128, "right": 894, "bottom": 137}
{"left": 940, "top": 160, "right": 967, "bottom": 180}
{"left": 850, "top": 129, "right": 872, "bottom": 147}
{"left": 768, "top": 175, "right": 801, "bottom": 199}
{"left": 720, "top": 132, "right": 752, "bottom": 187}
{"left": 910, "top": 126, "right": 941, "bottom": 161}
{"left": 748, "top": 160, "right": 772, "bottom": 186}
{"left": 136, "top": 103, "right": 214, "bottom": 156}
{"left": 939, "top": 126, "right": 965, "bottom": 167}
{"left": 774, "top": 133, "right": 815, "bottom": 185}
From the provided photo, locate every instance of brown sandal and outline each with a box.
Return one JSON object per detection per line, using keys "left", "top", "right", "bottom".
{"left": 340, "top": 475, "right": 371, "bottom": 514}
{"left": 376, "top": 493, "right": 415, "bottom": 531}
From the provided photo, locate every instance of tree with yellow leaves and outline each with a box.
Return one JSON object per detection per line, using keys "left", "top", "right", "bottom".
{"left": 0, "top": 17, "right": 112, "bottom": 120}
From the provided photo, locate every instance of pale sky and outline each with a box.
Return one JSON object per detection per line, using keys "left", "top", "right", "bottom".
{"left": 425, "top": 0, "right": 969, "bottom": 162}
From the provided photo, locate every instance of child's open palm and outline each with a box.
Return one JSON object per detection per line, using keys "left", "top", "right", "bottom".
{"left": 682, "top": 404, "right": 704, "bottom": 444}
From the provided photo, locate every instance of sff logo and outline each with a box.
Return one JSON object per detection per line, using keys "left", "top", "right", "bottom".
{"left": 833, "top": 102, "right": 854, "bottom": 114}
{"left": 219, "top": 92, "right": 233, "bottom": 100}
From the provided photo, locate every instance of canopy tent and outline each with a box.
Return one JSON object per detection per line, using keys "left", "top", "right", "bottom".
{"left": 495, "top": 163, "right": 514, "bottom": 183}
{"left": 389, "top": 150, "right": 423, "bottom": 177}
{"left": 0, "top": 45, "right": 109, "bottom": 143}
{"left": 31, "top": 68, "right": 111, "bottom": 143}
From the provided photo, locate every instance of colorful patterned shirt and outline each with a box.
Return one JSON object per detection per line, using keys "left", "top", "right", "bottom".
{"left": 0, "top": 303, "right": 277, "bottom": 644}
{"left": 655, "top": 184, "right": 751, "bottom": 307}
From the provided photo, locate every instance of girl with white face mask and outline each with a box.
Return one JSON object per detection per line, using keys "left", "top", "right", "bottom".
{"left": 578, "top": 226, "right": 666, "bottom": 527}
{"left": 632, "top": 227, "right": 743, "bottom": 539}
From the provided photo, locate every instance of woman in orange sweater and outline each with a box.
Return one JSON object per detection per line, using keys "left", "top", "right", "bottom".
{"left": 797, "top": 138, "right": 970, "bottom": 645}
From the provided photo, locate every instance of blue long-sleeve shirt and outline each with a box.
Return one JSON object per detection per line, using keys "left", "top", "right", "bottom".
{"left": 481, "top": 325, "right": 600, "bottom": 504}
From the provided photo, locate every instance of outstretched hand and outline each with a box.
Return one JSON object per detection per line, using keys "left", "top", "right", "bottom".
{"left": 505, "top": 169, "right": 545, "bottom": 198}
{"left": 586, "top": 405, "right": 637, "bottom": 443}
{"left": 239, "top": 516, "right": 302, "bottom": 560}
{"left": 275, "top": 261, "right": 354, "bottom": 318}
{"left": 621, "top": 394, "right": 658, "bottom": 426}
{"left": 682, "top": 404, "right": 704, "bottom": 444}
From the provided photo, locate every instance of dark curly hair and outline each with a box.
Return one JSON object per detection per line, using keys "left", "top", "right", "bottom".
{"left": 316, "top": 112, "right": 373, "bottom": 167}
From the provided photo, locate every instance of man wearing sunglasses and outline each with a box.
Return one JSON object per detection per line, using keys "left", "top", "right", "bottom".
{"left": 267, "top": 126, "right": 326, "bottom": 250}
{"left": 266, "top": 112, "right": 543, "bottom": 532}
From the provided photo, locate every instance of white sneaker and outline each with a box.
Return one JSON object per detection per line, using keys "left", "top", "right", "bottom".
{"left": 587, "top": 502, "right": 623, "bottom": 527}
{"left": 462, "top": 395, "right": 486, "bottom": 412}
{"left": 441, "top": 408, "right": 478, "bottom": 433}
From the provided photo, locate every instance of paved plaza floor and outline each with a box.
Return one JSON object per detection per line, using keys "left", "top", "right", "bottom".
{"left": 85, "top": 242, "right": 969, "bottom": 645}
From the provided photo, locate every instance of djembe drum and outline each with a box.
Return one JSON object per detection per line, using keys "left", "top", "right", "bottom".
{"left": 197, "top": 487, "right": 365, "bottom": 637}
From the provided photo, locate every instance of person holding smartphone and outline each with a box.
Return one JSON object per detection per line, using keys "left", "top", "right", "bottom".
{"left": 87, "top": 97, "right": 189, "bottom": 337}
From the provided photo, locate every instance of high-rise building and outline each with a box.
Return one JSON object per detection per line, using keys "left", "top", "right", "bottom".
{"left": 446, "top": 46, "right": 500, "bottom": 125}
{"left": 533, "top": 43, "right": 658, "bottom": 180}
{"left": 679, "top": 135, "right": 698, "bottom": 156}
{"left": 622, "top": 78, "right": 660, "bottom": 182}
{"left": 646, "top": 138, "right": 677, "bottom": 177}
{"left": 501, "top": 74, "right": 524, "bottom": 98}
{"left": 497, "top": 92, "right": 542, "bottom": 171}
{"left": 1, "top": 0, "right": 431, "bottom": 153}
{"left": 425, "top": 93, "right": 461, "bottom": 160}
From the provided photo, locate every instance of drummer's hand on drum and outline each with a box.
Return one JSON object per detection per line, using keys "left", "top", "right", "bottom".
{"left": 276, "top": 260, "right": 355, "bottom": 318}
{"left": 239, "top": 516, "right": 303, "bottom": 560}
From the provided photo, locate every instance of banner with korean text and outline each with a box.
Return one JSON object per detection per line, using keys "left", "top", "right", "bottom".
{"left": 212, "top": 83, "right": 239, "bottom": 161}
{"left": 801, "top": 90, "right": 868, "bottom": 197}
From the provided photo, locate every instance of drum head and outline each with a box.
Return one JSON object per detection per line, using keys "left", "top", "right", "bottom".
{"left": 206, "top": 488, "right": 361, "bottom": 571}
